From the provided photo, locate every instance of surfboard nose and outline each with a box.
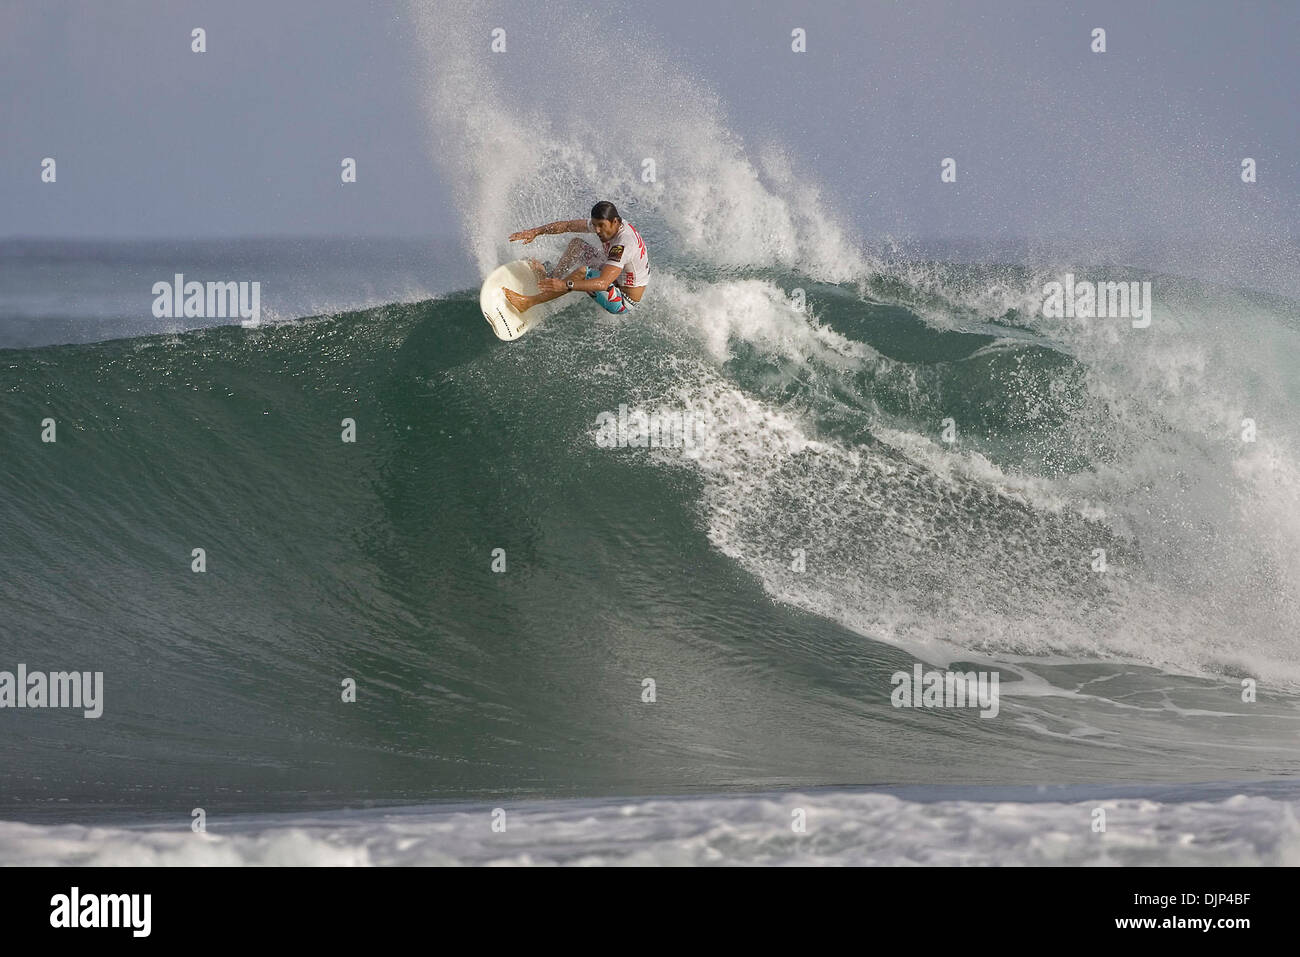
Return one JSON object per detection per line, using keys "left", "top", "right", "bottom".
{"left": 481, "top": 259, "right": 561, "bottom": 340}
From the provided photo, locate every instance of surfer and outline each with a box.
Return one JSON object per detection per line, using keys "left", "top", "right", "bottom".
{"left": 503, "top": 201, "right": 649, "bottom": 315}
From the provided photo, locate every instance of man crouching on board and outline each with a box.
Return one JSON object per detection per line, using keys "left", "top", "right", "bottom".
{"left": 503, "top": 201, "right": 649, "bottom": 315}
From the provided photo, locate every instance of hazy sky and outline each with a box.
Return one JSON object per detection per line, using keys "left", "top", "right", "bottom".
{"left": 3, "top": 0, "right": 1297, "bottom": 251}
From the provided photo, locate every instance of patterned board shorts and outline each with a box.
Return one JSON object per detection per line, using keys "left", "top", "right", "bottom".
{"left": 585, "top": 267, "right": 640, "bottom": 315}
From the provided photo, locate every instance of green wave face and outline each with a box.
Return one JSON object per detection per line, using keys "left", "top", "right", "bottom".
{"left": 4, "top": 270, "right": 1300, "bottom": 817}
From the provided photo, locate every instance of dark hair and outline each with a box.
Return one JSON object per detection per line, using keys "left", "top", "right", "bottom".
{"left": 590, "top": 201, "right": 621, "bottom": 223}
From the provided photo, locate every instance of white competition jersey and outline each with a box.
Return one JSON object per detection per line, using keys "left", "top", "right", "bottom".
{"left": 598, "top": 221, "right": 650, "bottom": 288}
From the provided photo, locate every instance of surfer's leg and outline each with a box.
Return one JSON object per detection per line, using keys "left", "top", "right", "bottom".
{"left": 554, "top": 239, "right": 599, "bottom": 276}
{"left": 502, "top": 287, "right": 534, "bottom": 313}
{"left": 584, "top": 267, "right": 629, "bottom": 315}
{"left": 503, "top": 267, "right": 585, "bottom": 313}
{"left": 505, "top": 241, "right": 599, "bottom": 313}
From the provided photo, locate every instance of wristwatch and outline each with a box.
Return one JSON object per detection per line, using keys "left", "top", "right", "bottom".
{"left": 566, "top": 279, "right": 574, "bottom": 290}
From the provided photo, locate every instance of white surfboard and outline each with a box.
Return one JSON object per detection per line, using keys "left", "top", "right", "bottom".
{"left": 479, "top": 260, "right": 567, "bottom": 340}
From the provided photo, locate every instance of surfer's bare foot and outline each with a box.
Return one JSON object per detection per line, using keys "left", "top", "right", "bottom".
{"left": 525, "top": 258, "right": 548, "bottom": 283}
{"left": 503, "top": 287, "right": 532, "bottom": 314}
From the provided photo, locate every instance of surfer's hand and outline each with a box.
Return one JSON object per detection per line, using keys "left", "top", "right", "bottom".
{"left": 509, "top": 229, "right": 539, "bottom": 244}
{"left": 538, "top": 277, "right": 564, "bottom": 292}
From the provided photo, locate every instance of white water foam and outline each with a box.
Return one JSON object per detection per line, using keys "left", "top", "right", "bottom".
{"left": 637, "top": 284, "right": 1300, "bottom": 686}
{"left": 404, "top": 0, "right": 1300, "bottom": 687}
{"left": 405, "top": 0, "right": 868, "bottom": 282}
{"left": 4, "top": 788, "right": 1298, "bottom": 865}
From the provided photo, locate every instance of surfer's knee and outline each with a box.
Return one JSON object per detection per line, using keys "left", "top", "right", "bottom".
{"left": 584, "top": 267, "right": 629, "bottom": 315}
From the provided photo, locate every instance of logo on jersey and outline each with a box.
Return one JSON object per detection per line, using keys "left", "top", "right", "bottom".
{"left": 607, "top": 244, "right": 625, "bottom": 261}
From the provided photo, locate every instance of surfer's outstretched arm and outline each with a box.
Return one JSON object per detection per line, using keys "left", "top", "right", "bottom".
{"left": 508, "top": 219, "right": 592, "bottom": 243}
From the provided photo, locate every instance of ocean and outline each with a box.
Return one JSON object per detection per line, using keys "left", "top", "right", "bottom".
{"left": 2, "top": 235, "right": 1299, "bottom": 864}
